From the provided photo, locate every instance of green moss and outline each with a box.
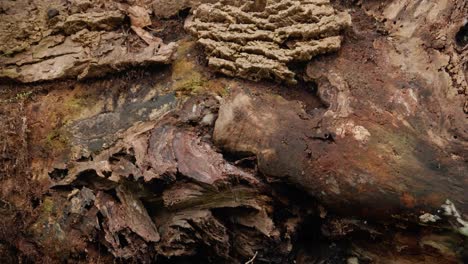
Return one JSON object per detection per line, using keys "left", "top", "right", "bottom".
{"left": 61, "top": 92, "right": 100, "bottom": 122}
{"left": 41, "top": 197, "right": 55, "bottom": 214}
{"left": 15, "top": 91, "right": 33, "bottom": 101}
{"left": 220, "top": 84, "right": 231, "bottom": 97}
{"left": 0, "top": 90, "right": 34, "bottom": 104}
{"left": 45, "top": 128, "right": 70, "bottom": 151}
{"left": 175, "top": 77, "right": 207, "bottom": 95}
{"left": 64, "top": 97, "right": 87, "bottom": 111}
{"left": 30, "top": 196, "right": 68, "bottom": 253}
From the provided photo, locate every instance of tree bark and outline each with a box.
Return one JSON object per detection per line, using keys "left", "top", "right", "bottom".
{"left": 0, "top": 0, "right": 467, "bottom": 263}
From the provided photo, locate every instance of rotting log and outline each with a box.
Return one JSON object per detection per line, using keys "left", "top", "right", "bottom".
{"left": 213, "top": 0, "right": 468, "bottom": 225}
{"left": 0, "top": 0, "right": 467, "bottom": 263}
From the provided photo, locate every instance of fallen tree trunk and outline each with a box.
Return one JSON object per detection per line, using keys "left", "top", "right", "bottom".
{"left": 0, "top": 0, "right": 467, "bottom": 263}
{"left": 213, "top": 0, "right": 467, "bottom": 222}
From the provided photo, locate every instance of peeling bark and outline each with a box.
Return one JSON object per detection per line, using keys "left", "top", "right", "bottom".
{"left": 0, "top": 0, "right": 467, "bottom": 263}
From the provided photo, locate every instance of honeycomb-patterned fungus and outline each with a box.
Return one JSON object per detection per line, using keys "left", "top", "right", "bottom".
{"left": 186, "top": 0, "right": 351, "bottom": 84}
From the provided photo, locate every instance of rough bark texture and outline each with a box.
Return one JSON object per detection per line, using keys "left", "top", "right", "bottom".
{"left": 0, "top": 0, "right": 176, "bottom": 83}
{"left": 0, "top": 0, "right": 467, "bottom": 263}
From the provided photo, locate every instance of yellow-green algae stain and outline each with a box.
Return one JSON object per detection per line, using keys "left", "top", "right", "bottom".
{"left": 31, "top": 197, "right": 66, "bottom": 245}
{"left": 40, "top": 89, "right": 102, "bottom": 153}
{"left": 171, "top": 38, "right": 231, "bottom": 97}
{"left": 353, "top": 122, "right": 451, "bottom": 206}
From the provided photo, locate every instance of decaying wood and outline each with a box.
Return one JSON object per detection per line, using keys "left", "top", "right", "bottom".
{"left": 0, "top": 0, "right": 467, "bottom": 263}
{"left": 0, "top": 0, "right": 176, "bottom": 83}
{"left": 186, "top": 0, "right": 351, "bottom": 84}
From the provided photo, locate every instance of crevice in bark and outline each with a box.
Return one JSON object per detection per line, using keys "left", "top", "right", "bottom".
{"left": 455, "top": 23, "right": 468, "bottom": 47}
{"left": 48, "top": 168, "right": 69, "bottom": 181}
